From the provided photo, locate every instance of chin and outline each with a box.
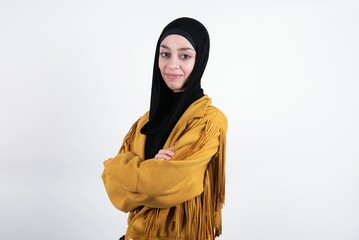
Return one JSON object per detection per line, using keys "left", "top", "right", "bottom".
{"left": 170, "top": 85, "right": 184, "bottom": 92}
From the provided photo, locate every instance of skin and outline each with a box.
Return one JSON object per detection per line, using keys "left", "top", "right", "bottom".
{"left": 154, "top": 147, "right": 175, "bottom": 160}
{"left": 155, "top": 34, "right": 196, "bottom": 160}
{"left": 158, "top": 34, "right": 196, "bottom": 93}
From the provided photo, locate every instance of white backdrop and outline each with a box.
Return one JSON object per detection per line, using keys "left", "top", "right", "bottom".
{"left": 1, "top": 0, "right": 358, "bottom": 239}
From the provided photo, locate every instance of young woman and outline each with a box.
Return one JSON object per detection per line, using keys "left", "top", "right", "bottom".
{"left": 102, "top": 17, "right": 227, "bottom": 240}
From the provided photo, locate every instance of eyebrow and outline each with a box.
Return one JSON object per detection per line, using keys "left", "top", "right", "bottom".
{"left": 160, "top": 44, "right": 195, "bottom": 52}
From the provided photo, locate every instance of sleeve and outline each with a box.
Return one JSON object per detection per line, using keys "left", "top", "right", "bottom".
{"left": 102, "top": 117, "right": 224, "bottom": 211}
{"left": 132, "top": 119, "right": 222, "bottom": 208}
{"left": 101, "top": 119, "right": 145, "bottom": 212}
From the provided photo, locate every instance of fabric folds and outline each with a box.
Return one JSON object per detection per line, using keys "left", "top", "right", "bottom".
{"left": 102, "top": 96, "right": 227, "bottom": 239}
{"left": 141, "top": 17, "right": 210, "bottom": 159}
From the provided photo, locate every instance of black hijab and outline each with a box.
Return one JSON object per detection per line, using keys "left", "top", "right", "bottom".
{"left": 141, "top": 17, "right": 210, "bottom": 159}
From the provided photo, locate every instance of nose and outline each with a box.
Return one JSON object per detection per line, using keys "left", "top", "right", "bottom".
{"left": 168, "top": 56, "right": 179, "bottom": 69}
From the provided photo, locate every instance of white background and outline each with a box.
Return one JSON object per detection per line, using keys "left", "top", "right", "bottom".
{"left": 1, "top": 0, "right": 358, "bottom": 239}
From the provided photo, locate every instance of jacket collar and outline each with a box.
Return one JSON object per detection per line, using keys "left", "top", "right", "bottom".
{"left": 177, "top": 95, "right": 211, "bottom": 124}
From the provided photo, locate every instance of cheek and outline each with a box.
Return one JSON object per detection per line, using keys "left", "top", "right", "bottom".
{"left": 158, "top": 59, "right": 165, "bottom": 72}
{"left": 185, "top": 62, "right": 195, "bottom": 75}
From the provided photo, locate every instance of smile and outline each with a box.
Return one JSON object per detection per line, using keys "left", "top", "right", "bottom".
{"left": 165, "top": 73, "right": 183, "bottom": 80}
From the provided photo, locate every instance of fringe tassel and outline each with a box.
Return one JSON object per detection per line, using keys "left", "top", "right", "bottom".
{"left": 174, "top": 203, "right": 184, "bottom": 238}
{"left": 175, "top": 126, "right": 226, "bottom": 239}
{"left": 144, "top": 208, "right": 160, "bottom": 237}
{"left": 143, "top": 120, "right": 226, "bottom": 239}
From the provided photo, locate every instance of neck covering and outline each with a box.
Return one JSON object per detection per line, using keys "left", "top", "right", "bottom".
{"left": 141, "top": 17, "right": 210, "bottom": 159}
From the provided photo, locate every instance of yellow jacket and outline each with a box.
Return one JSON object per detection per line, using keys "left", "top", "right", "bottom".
{"left": 102, "top": 95, "right": 227, "bottom": 239}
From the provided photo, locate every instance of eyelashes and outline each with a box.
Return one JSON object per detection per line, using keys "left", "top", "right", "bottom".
{"left": 159, "top": 52, "right": 193, "bottom": 60}
{"left": 180, "top": 54, "right": 192, "bottom": 60}
{"left": 160, "top": 52, "right": 170, "bottom": 58}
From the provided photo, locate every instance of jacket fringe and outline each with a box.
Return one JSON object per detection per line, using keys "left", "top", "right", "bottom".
{"left": 171, "top": 120, "right": 226, "bottom": 239}
{"left": 125, "top": 118, "right": 226, "bottom": 239}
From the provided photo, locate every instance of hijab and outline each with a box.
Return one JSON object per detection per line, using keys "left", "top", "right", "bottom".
{"left": 141, "top": 17, "right": 210, "bottom": 159}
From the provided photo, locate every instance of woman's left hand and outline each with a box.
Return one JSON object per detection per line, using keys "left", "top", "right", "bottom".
{"left": 154, "top": 147, "right": 175, "bottom": 160}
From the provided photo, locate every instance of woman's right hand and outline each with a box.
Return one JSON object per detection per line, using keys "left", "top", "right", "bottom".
{"left": 154, "top": 147, "right": 175, "bottom": 160}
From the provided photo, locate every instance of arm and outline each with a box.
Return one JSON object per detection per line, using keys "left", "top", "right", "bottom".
{"left": 102, "top": 119, "right": 145, "bottom": 212}
{"left": 105, "top": 117, "right": 224, "bottom": 210}
{"left": 134, "top": 120, "right": 221, "bottom": 208}
{"left": 102, "top": 153, "right": 144, "bottom": 212}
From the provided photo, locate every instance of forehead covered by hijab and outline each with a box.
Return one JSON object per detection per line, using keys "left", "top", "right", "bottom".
{"left": 158, "top": 17, "right": 210, "bottom": 60}
{"left": 154, "top": 17, "right": 210, "bottom": 96}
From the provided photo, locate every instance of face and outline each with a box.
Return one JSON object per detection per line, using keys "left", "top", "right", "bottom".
{"left": 158, "top": 34, "right": 196, "bottom": 92}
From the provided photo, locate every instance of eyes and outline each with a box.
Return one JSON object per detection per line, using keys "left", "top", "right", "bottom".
{"left": 160, "top": 51, "right": 193, "bottom": 60}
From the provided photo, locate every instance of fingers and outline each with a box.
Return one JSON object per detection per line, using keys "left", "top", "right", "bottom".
{"left": 154, "top": 153, "right": 172, "bottom": 160}
{"left": 154, "top": 147, "right": 175, "bottom": 160}
{"left": 159, "top": 148, "right": 175, "bottom": 156}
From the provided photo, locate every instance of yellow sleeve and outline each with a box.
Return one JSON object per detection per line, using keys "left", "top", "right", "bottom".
{"left": 101, "top": 119, "right": 144, "bottom": 212}
{"left": 102, "top": 116, "right": 226, "bottom": 211}
{"left": 102, "top": 153, "right": 143, "bottom": 212}
{"left": 131, "top": 118, "right": 223, "bottom": 208}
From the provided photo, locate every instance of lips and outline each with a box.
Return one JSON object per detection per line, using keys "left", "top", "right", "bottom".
{"left": 165, "top": 73, "right": 183, "bottom": 80}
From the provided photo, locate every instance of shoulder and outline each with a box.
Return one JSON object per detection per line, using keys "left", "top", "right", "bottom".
{"left": 133, "top": 111, "right": 149, "bottom": 129}
{"left": 186, "top": 95, "right": 227, "bottom": 132}
{"left": 205, "top": 105, "right": 227, "bottom": 130}
{"left": 124, "top": 112, "right": 149, "bottom": 136}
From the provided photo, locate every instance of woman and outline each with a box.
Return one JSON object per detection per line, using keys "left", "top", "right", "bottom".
{"left": 102, "top": 17, "right": 227, "bottom": 239}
